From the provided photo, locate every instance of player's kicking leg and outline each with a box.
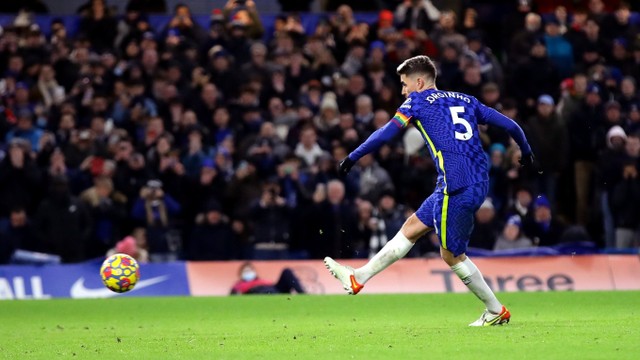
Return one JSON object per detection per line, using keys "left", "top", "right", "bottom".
{"left": 324, "top": 213, "right": 430, "bottom": 295}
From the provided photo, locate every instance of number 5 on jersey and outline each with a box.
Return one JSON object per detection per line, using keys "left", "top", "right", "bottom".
{"left": 450, "top": 106, "right": 473, "bottom": 141}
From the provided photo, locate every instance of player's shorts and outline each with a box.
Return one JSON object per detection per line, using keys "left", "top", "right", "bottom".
{"left": 415, "top": 181, "right": 489, "bottom": 257}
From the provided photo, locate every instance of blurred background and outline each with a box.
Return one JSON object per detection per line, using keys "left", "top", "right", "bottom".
{"left": 1, "top": 0, "right": 640, "bottom": 271}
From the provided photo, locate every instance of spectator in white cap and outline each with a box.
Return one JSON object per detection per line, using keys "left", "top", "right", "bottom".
{"left": 598, "top": 125, "right": 628, "bottom": 248}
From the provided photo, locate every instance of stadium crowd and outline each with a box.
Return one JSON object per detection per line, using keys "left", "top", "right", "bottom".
{"left": 1, "top": 0, "right": 640, "bottom": 264}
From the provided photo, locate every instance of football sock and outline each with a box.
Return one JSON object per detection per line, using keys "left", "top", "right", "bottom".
{"left": 355, "top": 231, "right": 414, "bottom": 284}
{"left": 451, "top": 257, "right": 502, "bottom": 314}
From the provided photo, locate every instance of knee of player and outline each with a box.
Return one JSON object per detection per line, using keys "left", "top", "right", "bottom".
{"left": 440, "top": 247, "right": 465, "bottom": 266}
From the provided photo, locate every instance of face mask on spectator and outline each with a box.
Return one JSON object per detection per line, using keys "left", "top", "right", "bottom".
{"left": 241, "top": 270, "right": 257, "bottom": 281}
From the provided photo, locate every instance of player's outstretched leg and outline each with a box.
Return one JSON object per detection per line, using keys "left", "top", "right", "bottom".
{"left": 324, "top": 214, "right": 426, "bottom": 294}
{"left": 324, "top": 220, "right": 421, "bottom": 294}
{"left": 323, "top": 257, "right": 362, "bottom": 295}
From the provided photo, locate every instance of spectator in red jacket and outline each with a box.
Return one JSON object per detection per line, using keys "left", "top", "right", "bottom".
{"left": 230, "top": 262, "right": 305, "bottom": 295}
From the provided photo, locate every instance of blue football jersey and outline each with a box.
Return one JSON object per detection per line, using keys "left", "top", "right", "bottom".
{"left": 392, "top": 89, "right": 492, "bottom": 193}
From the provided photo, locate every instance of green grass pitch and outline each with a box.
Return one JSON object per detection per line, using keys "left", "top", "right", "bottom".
{"left": 1, "top": 291, "right": 638, "bottom": 359}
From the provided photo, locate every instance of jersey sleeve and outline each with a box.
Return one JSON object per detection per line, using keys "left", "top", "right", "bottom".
{"left": 348, "top": 97, "right": 414, "bottom": 162}
{"left": 348, "top": 121, "right": 403, "bottom": 162}
{"left": 390, "top": 97, "right": 414, "bottom": 129}
{"left": 476, "top": 101, "right": 532, "bottom": 155}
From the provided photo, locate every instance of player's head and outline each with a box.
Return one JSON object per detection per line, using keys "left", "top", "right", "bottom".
{"left": 396, "top": 55, "right": 437, "bottom": 97}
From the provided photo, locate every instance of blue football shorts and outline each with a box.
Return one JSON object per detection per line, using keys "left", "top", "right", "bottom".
{"left": 415, "top": 181, "right": 488, "bottom": 257}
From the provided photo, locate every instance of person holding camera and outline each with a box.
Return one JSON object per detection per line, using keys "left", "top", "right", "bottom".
{"left": 162, "top": 3, "right": 206, "bottom": 44}
{"left": 223, "top": 0, "right": 264, "bottom": 40}
{"left": 248, "top": 179, "right": 292, "bottom": 260}
{"left": 131, "top": 179, "right": 182, "bottom": 262}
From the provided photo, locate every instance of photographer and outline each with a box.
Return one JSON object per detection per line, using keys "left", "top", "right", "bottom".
{"left": 248, "top": 179, "right": 292, "bottom": 260}
{"left": 223, "top": 0, "right": 264, "bottom": 40}
{"left": 162, "top": 3, "right": 205, "bottom": 44}
{"left": 131, "top": 179, "right": 182, "bottom": 262}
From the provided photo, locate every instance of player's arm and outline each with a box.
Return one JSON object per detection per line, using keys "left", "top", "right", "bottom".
{"left": 478, "top": 103, "right": 533, "bottom": 164}
{"left": 338, "top": 111, "right": 409, "bottom": 176}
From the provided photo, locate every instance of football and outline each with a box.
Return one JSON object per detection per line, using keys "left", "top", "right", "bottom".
{"left": 100, "top": 254, "right": 140, "bottom": 293}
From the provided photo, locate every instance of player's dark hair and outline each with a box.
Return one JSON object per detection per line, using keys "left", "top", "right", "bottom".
{"left": 396, "top": 55, "right": 437, "bottom": 82}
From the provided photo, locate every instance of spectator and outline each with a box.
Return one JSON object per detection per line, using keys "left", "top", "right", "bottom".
{"left": 430, "top": 10, "right": 466, "bottom": 52}
{"left": 527, "top": 94, "right": 568, "bottom": 206}
{"left": 501, "top": 0, "right": 533, "bottom": 52}
{"left": 307, "top": 180, "right": 358, "bottom": 259}
{"left": 598, "top": 127, "right": 634, "bottom": 248}
{"left": 106, "top": 234, "right": 150, "bottom": 263}
{"left": 223, "top": 0, "right": 264, "bottom": 40}
{"left": 5, "top": 109, "right": 44, "bottom": 152}
{"left": 295, "top": 126, "right": 325, "bottom": 167}
{"left": 543, "top": 17, "right": 574, "bottom": 78}
{"left": 522, "top": 195, "right": 565, "bottom": 247}
{"left": 456, "top": 64, "right": 484, "bottom": 99}
{"left": 36, "top": 63, "right": 65, "bottom": 111}
{"left": 351, "top": 199, "right": 377, "bottom": 258}
{"left": 0, "top": 207, "right": 37, "bottom": 263}
{"left": 511, "top": 38, "right": 560, "bottom": 112}
{"left": 493, "top": 215, "right": 533, "bottom": 251}
{"left": 189, "top": 199, "right": 237, "bottom": 260}
{"left": 354, "top": 153, "right": 395, "bottom": 203}
{"left": 131, "top": 179, "right": 181, "bottom": 262}
{"left": 557, "top": 73, "right": 588, "bottom": 126}
{"left": 569, "top": 83, "right": 605, "bottom": 226}
{"left": 80, "top": 176, "right": 128, "bottom": 258}
{"left": 600, "top": 2, "right": 636, "bottom": 44}
{"left": 377, "top": 190, "right": 406, "bottom": 244}
{"left": 618, "top": 77, "right": 639, "bottom": 116}
{"left": 78, "top": 0, "right": 118, "bottom": 52}
{"left": 574, "top": 18, "right": 608, "bottom": 66}
{"left": 395, "top": 0, "right": 440, "bottom": 33}
{"left": 162, "top": 3, "right": 206, "bottom": 44}
{"left": 611, "top": 162, "right": 640, "bottom": 249}
{"left": 226, "top": 160, "right": 262, "bottom": 221}
{"left": 469, "top": 198, "right": 502, "bottom": 250}
{"left": 230, "top": 262, "right": 305, "bottom": 295}
{"left": 183, "top": 157, "right": 228, "bottom": 224}
{"left": 248, "top": 179, "right": 292, "bottom": 260}
{"left": 464, "top": 31, "right": 503, "bottom": 86}
{"left": 506, "top": 187, "right": 533, "bottom": 220}
{"left": 437, "top": 43, "right": 462, "bottom": 90}
{"left": 246, "top": 121, "right": 289, "bottom": 175}
{"left": 34, "top": 176, "right": 92, "bottom": 263}
{"left": 509, "top": 12, "right": 543, "bottom": 65}
{"left": 487, "top": 143, "right": 509, "bottom": 214}
{"left": 0, "top": 139, "right": 42, "bottom": 216}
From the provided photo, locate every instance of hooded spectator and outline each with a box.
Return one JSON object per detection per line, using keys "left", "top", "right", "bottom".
{"left": 522, "top": 195, "right": 565, "bottom": 247}
{"left": 494, "top": 215, "right": 533, "bottom": 251}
